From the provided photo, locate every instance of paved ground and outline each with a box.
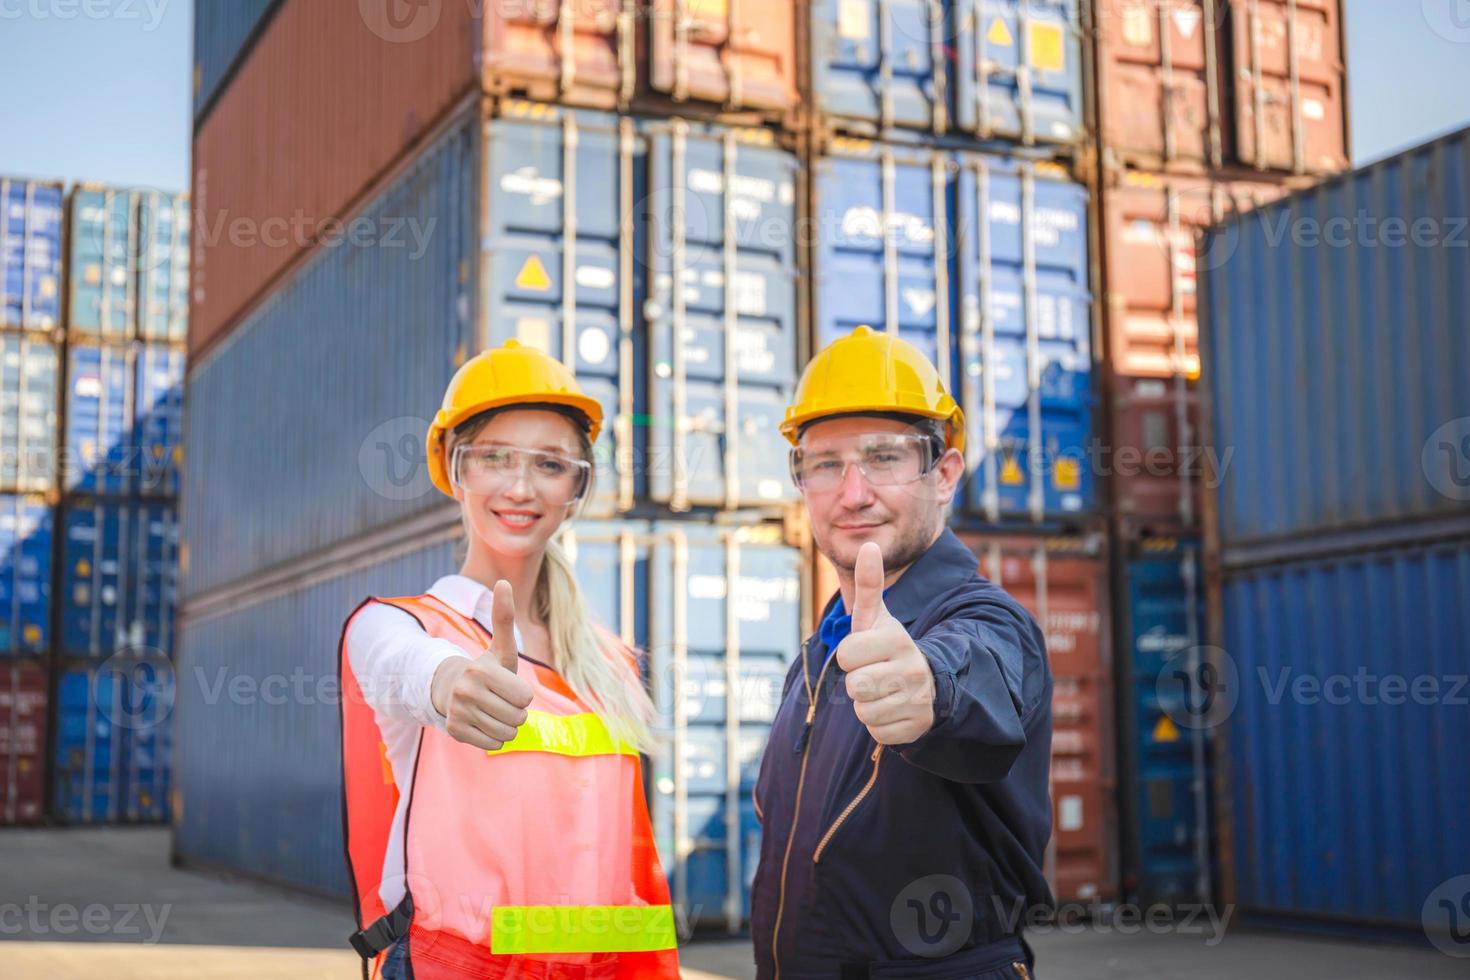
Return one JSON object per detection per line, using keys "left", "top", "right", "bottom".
{"left": 1, "top": 828, "right": 1462, "bottom": 979}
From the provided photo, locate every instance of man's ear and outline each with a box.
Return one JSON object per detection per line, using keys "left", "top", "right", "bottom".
{"left": 935, "top": 448, "right": 965, "bottom": 501}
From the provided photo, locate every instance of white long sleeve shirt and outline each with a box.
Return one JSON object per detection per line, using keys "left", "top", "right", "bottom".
{"left": 345, "top": 574, "right": 523, "bottom": 911}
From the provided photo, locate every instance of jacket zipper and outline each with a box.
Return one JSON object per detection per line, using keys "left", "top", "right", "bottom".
{"left": 771, "top": 641, "right": 833, "bottom": 980}
{"left": 1012, "top": 962, "right": 1032, "bottom": 979}
{"left": 811, "top": 744, "right": 883, "bottom": 864}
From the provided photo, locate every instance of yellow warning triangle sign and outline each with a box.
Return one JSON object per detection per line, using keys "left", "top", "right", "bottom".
{"left": 1000, "top": 455, "right": 1025, "bottom": 485}
{"left": 987, "top": 17, "right": 1014, "bottom": 47}
{"left": 1153, "top": 715, "right": 1181, "bottom": 743}
{"left": 515, "top": 255, "right": 552, "bottom": 292}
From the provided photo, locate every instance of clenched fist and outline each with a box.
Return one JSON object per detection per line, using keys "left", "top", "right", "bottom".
{"left": 835, "top": 542, "right": 937, "bottom": 745}
{"left": 430, "top": 580, "right": 534, "bottom": 751}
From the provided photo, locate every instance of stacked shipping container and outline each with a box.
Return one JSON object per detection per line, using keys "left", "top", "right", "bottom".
{"left": 1091, "top": 0, "right": 1349, "bottom": 906}
{"left": 1200, "top": 129, "right": 1469, "bottom": 938}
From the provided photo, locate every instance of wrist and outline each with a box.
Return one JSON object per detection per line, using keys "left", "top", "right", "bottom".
{"left": 430, "top": 656, "right": 469, "bottom": 717}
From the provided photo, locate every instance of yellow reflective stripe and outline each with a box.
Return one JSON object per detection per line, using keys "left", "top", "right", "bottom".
{"left": 484, "top": 710, "right": 635, "bottom": 759}
{"left": 491, "top": 904, "right": 677, "bottom": 954}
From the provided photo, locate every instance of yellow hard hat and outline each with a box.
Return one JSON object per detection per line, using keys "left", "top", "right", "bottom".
{"left": 425, "top": 340, "right": 604, "bottom": 497}
{"left": 781, "top": 325, "right": 965, "bottom": 453}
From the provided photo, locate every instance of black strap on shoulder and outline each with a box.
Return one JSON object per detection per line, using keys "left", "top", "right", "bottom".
{"left": 348, "top": 893, "right": 414, "bottom": 959}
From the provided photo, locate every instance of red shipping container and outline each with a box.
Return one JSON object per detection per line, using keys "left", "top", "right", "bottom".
{"left": 960, "top": 532, "right": 1118, "bottom": 905}
{"left": 0, "top": 662, "right": 48, "bottom": 825}
{"left": 190, "top": 0, "right": 800, "bottom": 364}
{"left": 1093, "top": 0, "right": 1348, "bottom": 175}
{"left": 1100, "top": 169, "right": 1294, "bottom": 527}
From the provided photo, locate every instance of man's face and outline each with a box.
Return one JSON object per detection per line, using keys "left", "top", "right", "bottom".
{"left": 797, "top": 416, "right": 965, "bottom": 575}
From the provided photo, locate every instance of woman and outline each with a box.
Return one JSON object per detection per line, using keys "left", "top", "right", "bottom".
{"left": 338, "top": 340, "right": 679, "bottom": 980}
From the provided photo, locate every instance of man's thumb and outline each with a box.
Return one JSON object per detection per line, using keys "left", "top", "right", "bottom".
{"left": 490, "top": 580, "right": 519, "bottom": 671}
{"left": 849, "top": 541, "right": 888, "bottom": 632}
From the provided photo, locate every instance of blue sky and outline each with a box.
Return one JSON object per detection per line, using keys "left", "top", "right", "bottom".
{"left": 0, "top": 0, "right": 1467, "bottom": 190}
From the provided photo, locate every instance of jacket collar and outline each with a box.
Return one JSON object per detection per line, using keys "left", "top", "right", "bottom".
{"left": 875, "top": 528, "right": 977, "bottom": 627}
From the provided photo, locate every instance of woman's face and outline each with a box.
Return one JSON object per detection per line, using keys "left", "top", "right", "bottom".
{"left": 450, "top": 409, "right": 589, "bottom": 560}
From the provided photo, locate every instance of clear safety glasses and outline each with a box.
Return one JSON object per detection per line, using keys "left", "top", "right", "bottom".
{"left": 450, "top": 443, "right": 593, "bottom": 505}
{"left": 789, "top": 432, "right": 942, "bottom": 492}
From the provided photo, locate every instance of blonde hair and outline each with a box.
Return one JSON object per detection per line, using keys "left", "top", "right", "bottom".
{"left": 450, "top": 411, "right": 657, "bottom": 753}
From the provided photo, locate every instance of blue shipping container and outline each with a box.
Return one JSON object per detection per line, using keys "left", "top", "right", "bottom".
{"left": 136, "top": 192, "right": 190, "bottom": 345}
{"left": 0, "top": 494, "right": 51, "bottom": 656}
{"left": 0, "top": 335, "right": 60, "bottom": 493}
{"left": 193, "top": 0, "right": 279, "bottom": 120}
{"left": 185, "top": 105, "right": 801, "bottom": 599}
{"left": 68, "top": 187, "right": 140, "bottom": 341}
{"left": 1221, "top": 539, "right": 1470, "bottom": 933}
{"left": 1121, "top": 540, "right": 1213, "bottom": 905}
{"left": 65, "top": 343, "right": 134, "bottom": 495}
{"left": 53, "top": 655, "right": 174, "bottom": 824}
{"left": 1203, "top": 127, "right": 1470, "bottom": 547}
{"left": 809, "top": 0, "right": 1083, "bottom": 143}
{"left": 811, "top": 144, "right": 1093, "bottom": 522}
{"left": 60, "top": 499, "right": 179, "bottom": 658}
{"left": 1, "top": 178, "right": 63, "bottom": 331}
{"left": 134, "top": 344, "right": 186, "bottom": 497}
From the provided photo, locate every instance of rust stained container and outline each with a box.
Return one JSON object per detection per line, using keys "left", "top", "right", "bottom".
{"left": 189, "top": 0, "right": 479, "bottom": 362}
{"left": 1093, "top": 0, "right": 1348, "bottom": 175}
{"left": 647, "top": 0, "right": 799, "bottom": 113}
{"left": 0, "top": 661, "right": 47, "bottom": 825}
{"left": 960, "top": 531, "right": 1117, "bottom": 904}
{"left": 1101, "top": 169, "right": 1292, "bottom": 527}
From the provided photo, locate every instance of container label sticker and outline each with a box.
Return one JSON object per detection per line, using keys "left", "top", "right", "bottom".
{"left": 903, "top": 288, "right": 936, "bottom": 317}
{"left": 1173, "top": 8, "right": 1202, "bottom": 41}
{"left": 575, "top": 265, "right": 615, "bottom": 290}
{"left": 578, "top": 327, "right": 612, "bottom": 366}
{"left": 733, "top": 272, "right": 767, "bottom": 317}
{"left": 686, "top": 0, "right": 728, "bottom": 22}
{"left": 1152, "top": 715, "right": 1180, "bottom": 743}
{"left": 1027, "top": 22, "right": 1065, "bottom": 73}
{"left": 987, "top": 17, "right": 1014, "bottom": 47}
{"left": 1000, "top": 454, "right": 1025, "bottom": 485}
{"left": 1121, "top": 4, "right": 1151, "bottom": 46}
{"left": 516, "top": 317, "right": 552, "bottom": 352}
{"left": 1058, "top": 794, "right": 1084, "bottom": 832}
{"left": 500, "top": 169, "right": 563, "bottom": 206}
{"left": 1053, "top": 457, "right": 1080, "bottom": 491}
{"left": 839, "top": 0, "right": 870, "bottom": 41}
{"left": 515, "top": 255, "right": 553, "bottom": 292}
{"left": 1302, "top": 98, "right": 1326, "bottom": 121}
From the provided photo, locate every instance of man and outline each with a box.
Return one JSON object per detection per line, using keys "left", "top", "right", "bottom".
{"left": 750, "top": 326, "right": 1054, "bottom": 979}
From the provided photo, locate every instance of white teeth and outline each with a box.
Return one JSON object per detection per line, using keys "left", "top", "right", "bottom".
{"left": 499, "top": 513, "right": 536, "bottom": 525}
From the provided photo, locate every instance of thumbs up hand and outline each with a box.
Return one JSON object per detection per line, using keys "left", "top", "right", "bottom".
{"left": 835, "top": 542, "right": 937, "bottom": 746}
{"left": 430, "top": 580, "right": 535, "bottom": 751}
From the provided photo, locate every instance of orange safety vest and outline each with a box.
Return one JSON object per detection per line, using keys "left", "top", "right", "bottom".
{"left": 338, "top": 592, "right": 680, "bottom": 980}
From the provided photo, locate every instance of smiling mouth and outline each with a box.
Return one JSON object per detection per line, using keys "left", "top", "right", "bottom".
{"left": 493, "top": 510, "right": 541, "bottom": 528}
{"left": 835, "top": 521, "right": 883, "bottom": 530}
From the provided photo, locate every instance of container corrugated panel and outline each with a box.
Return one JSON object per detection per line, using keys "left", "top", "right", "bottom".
{"left": 59, "top": 499, "right": 178, "bottom": 659}
{"left": 646, "top": 520, "right": 801, "bottom": 928}
{"left": 134, "top": 344, "right": 185, "bottom": 498}
{"left": 0, "top": 335, "right": 59, "bottom": 493}
{"left": 1093, "top": 0, "right": 1349, "bottom": 175}
{"left": 0, "top": 495, "right": 52, "bottom": 657}
{"left": 647, "top": 0, "right": 800, "bottom": 114}
{"left": 959, "top": 531, "right": 1116, "bottom": 903}
{"left": 1202, "top": 129, "right": 1470, "bottom": 546}
{"left": 68, "top": 187, "right": 139, "bottom": 341}
{"left": 190, "top": 0, "right": 479, "bottom": 361}
{"left": 644, "top": 119, "right": 801, "bottom": 511}
{"left": 1221, "top": 540, "right": 1470, "bottom": 930}
{"left": 173, "top": 536, "right": 458, "bottom": 895}
{"left": 0, "top": 661, "right": 47, "bottom": 825}
{"left": 1, "top": 178, "right": 64, "bottom": 332}
{"left": 812, "top": 144, "right": 1094, "bottom": 522}
{"left": 810, "top": 0, "right": 1083, "bottom": 143}
{"left": 122, "top": 655, "right": 174, "bottom": 822}
{"left": 192, "top": 0, "right": 278, "bottom": 120}
{"left": 65, "top": 343, "right": 133, "bottom": 495}
{"left": 1101, "top": 169, "right": 1290, "bottom": 526}
{"left": 137, "top": 192, "right": 190, "bottom": 345}
{"left": 1120, "top": 538, "right": 1212, "bottom": 905}
{"left": 182, "top": 121, "right": 477, "bottom": 599}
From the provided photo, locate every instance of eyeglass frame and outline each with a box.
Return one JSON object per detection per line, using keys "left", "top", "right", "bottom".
{"left": 448, "top": 441, "right": 594, "bottom": 504}
{"left": 788, "top": 430, "right": 946, "bottom": 492}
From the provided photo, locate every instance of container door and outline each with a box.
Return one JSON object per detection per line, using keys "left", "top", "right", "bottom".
{"left": 127, "top": 502, "right": 179, "bottom": 657}
{"left": 648, "top": 521, "right": 801, "bottom": 931}
{"left": 68, "top": 188, "right": 138, "bottom": 341}
{"left": 54, "top": 666, "right": 125, "bottom": 823}
{"left": 954, "top": 0, "right": 1084, "bottom": 144}
{"left": 137, "top": 192, "right": 191, "bottom": 345}
{"left": 61, "top": 500, "right": 128, "bottom": 658}
{"left": 0, "top": 336, "right": 60, "bottom": 494}
{"left": 1229, "top": 0, "right": 1348, "bottom": 174}
{"left": 0, "top": 662, "right": 48, "bottom": 825}
{"left": 648, "top": 0, "right": 799, "bottom": 113}
{"left": 1, "top": 180, "right": 64, "bottom": 331}
{"left": 482, "top": 0, "right": 629, "bottom": 107}
{"left": 646, "top": 121, "right": 800, "bottom": 511}
{"left": 121, "top": 654, "right": 174, "bottom": 823}
{"left": 811, "top": 0, "right": 948, "bottom": 133}
{"left": 134, "top": 345, "right": 186, "bottom": 498}
{"left": 957, "top": 158, "right": 1093, "bottom": 521}
{"left": 67, "top": 344, "right": 135, "bottom": 496}
{"left": 0, "top": 496, "right": 52, "bottom": 656}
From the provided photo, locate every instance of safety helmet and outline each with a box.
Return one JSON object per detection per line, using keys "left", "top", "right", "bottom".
{"left": 780, "top": 325, "right": 965, "bottom": 453}
{"left": 425, "top": 340, "right": 604, "bottom": 498}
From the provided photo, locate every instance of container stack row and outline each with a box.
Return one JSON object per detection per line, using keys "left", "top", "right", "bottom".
{"left": 0, "top": 177, "right": 187, "bottom": 828}
{"left": 175, "top": 0, "right": 1356, "bottom": 928}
